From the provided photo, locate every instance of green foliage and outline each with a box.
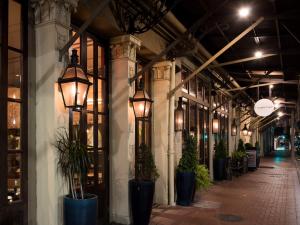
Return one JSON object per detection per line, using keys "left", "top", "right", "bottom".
{"left": 177, "top": 135, "right": 198, "bottom": 173}
{"left": 237, "top": 139, "right": 246, "bottom": 152}
{"left": 195, "top": 164, "right": 211, "bottom": 190}
{"left": 231, "top": 150, "right": 246, "bottom": 161}
{"left": 215, "top": 139, "right": 227, "bottom": 159}
{"left": 244, "top": 142, "right": 253, "bottom": 150}
{"left": 54, "top": 128, "right": 90, "bottom": 199}
{"left": 137, "top": 144, "right": 159, "bottom": 181}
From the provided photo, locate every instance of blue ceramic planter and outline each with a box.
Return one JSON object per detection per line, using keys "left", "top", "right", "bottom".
{"left": 176, "top": 172, "right": 195, "bottom": 206}
{"left": 64, "top": 194, "right": 98, "bottom": 225}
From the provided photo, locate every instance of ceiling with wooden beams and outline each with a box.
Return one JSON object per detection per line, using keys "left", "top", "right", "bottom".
{"left": 166, "top": 0, "right": 300, "bottom": 102}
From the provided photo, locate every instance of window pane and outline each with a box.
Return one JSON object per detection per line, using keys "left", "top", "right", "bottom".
{"left": 7, "top": 153, "right": 22, "bottom": 203}
{"left": 8, "top": 102, "right": 21, "bottom": 150}
{"left": 8, "top": 0, "right": 22, "bottom": 49}
{"left": 87, "top": 148, "right": 94, "bottom": 186}
{"left": 98, "top": 46, "right": 105, "bottom": 77}
{"left": 8, "top": 50, "right": 22, "bottom": 99}
{"left": 87, "top": 113, "right": 94, "bottom": 147}
{"left": 98, "top": 80, "right": 105, "bottom": 112}
{"left": 98, "top": 115, "right": 105, "bottom": 148}
{"left": 87, "top": 76, "right": 94, "bottom": 111}
{"left": 87, "top": 38, "right": 93, "bottom": 74}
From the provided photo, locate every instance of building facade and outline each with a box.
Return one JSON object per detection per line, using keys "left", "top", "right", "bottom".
{"left": 0, "top": 0, "right": 260, "bottom": 224}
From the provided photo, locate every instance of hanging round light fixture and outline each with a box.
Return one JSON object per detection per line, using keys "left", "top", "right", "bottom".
{"left": 131, "top": 80, "right": 153, "bottom": 120}
{"left": 175, "top": 97, "right": 184, "bottom": 131}
{"left": 242, "top": 124, "right": 248, "bottom": 136}
{"left": 231, "top": 119, "right": 237, "bottom": 136}
{"left": 58, "top": 49, "right": 92, "bottom": 110}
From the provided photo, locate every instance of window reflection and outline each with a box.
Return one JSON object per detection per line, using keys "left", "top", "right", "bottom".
{"left": 8, "top": 50, "right": 22, "bottom": 99}
{"left": 7, "top": 153, "right": 21, "bottom": 203}
{"left": 8, "top": 102, "right": 21, "bottom": 150}
{"left": 8, "top": 0, "right": 22, "bottom": 49}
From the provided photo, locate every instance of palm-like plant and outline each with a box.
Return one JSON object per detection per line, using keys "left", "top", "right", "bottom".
{"left": 54, "top": 128, "right": 90, "bottom": 199}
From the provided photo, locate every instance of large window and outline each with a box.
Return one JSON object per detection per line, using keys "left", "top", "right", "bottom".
{"left": 69, "top": 31, "right": 109, "bottom": 224}
{"left": 0, "top": 0, "right": 28, "bottom": 224}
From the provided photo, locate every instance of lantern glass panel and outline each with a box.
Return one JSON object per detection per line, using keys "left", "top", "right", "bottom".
{"left": 61, "top": 81, "right": 76, "bottom": 107}
{"left": 175, "top": 109, "right": 184, "bottom": 131}
{"left": 213, "top": 118, "right": 219, "bottom": 133}
{"left": 242, "top": 129, "right": 248, "bottom": 136}
{"left": 77, "top": 82, "right": 89, "bottom": 106}
{"left": 133, "top": 100, "right": 146, "bottom": 118}
{"left": 231, "top": 126, "right": 237, "bottom": 136}
{"left": 145, "top": 100, "right": 151, "bottom": 118}
{"left": 64, "top": 67, "right": 85, "bottom": 79}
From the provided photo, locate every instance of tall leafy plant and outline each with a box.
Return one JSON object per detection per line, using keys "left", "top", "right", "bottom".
{"left": 177, "top": 135, "right": 198, "bottom": 173}
{"left": 136, "top": 143, "right": 159, "bottom": 181}
{"left": 215, "top": 139, "right": 227, "bottom": 159}
{"left": 237, "top": 139, "right": 246, "bottom": 153}
{"left": 195, "top": 165, "right": 211, "bottom": 190}
{"left": 54, "top": 128, "right": 90, "bottom": 199}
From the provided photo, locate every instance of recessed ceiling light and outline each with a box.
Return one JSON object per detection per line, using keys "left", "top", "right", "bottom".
{"left": 238, "top": 7, "right": 250, "bottom": 18}
{"left": 255, "top": 51, "right": 263, "bottom": 58}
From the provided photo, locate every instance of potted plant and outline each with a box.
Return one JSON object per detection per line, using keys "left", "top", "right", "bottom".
{"left": 195, "top": 164, "right": 211, "bottom": 191}
{"left": 54, "top": 128, "right": 97, "bottom": 225}
{"left": 237, "top": 139, "right": 248, "bottom": 173}
{"left": 176, "top": 135, "right": 198, "bottom": 206}
{"left": 129, "top": 143, "right": 159, "bottom": 225}
{"left": 214, "top": 139, "right": 227, "bottom": 180}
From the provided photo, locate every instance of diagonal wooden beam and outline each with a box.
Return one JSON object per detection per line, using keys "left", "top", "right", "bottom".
{"left": 168, "top": 17, "right": 264, "bottom": 98}
{"left": 209, "top": 54, "right": 276, "bottom": 68}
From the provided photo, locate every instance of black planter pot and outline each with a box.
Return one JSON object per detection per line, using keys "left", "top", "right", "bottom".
{"left": 64, "top": 194, "right": 98, "bottom": 225}
{"left": 129, "top": 179, "right": 155, "bottom": 225}
{"left": 214, "top": 158, "right": 226, "bottom": 180}
{"left": 176, "top": 172, "right": 195, "bottom": 206}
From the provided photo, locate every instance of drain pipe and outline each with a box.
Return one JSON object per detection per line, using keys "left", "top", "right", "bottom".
{"left": 168, "top": 61, "right": 176, "bottom": 206}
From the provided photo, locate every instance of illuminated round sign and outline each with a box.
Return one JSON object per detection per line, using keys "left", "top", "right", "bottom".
{"left": 254, "top": 99, "right": 274, "bottom": 117}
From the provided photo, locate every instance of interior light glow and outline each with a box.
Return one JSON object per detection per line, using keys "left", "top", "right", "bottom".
{"left": 238, "top": 7, "right": 250, "bottom": 18}
{"left": 278, "top": 111, "right": 283, "bottom": 117}
{"left": 254, "top": 50, "right": 263, "bottom": 58}
{"left": 269, "top": 84, "right": 274, "bottom": 89}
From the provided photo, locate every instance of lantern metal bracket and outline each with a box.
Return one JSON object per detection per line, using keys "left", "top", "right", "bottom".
{"left": 58, "top": 0, "right": 112, "bottom": 61}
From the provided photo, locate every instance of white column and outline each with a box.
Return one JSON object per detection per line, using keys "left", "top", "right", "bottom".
{"left": 152, "top": 61, "right": 172, "bottom": 205}
{"left": 31, "top": 0, "right": 78, "bottom": 224}
{"left": 109, "top": 35, "right": 141, "bottom": 224}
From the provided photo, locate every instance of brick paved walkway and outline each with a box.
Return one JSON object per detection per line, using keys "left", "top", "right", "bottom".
{"left": 151, "top": 156, "right": 300, "bottom": 225}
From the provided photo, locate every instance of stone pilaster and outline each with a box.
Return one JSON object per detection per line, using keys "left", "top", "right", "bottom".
{"left": 30, "top": 1, "right": 78, "bottom": 225}
{"left": 152, "top": 61, "right": 172, "bottom": 205}
{"left": 109, "top": 35, "right": 141, "bottom": 224}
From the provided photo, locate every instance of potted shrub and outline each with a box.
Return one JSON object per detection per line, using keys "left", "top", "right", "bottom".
{"left": 129, "top": 143, "right": 159, "bottom": 225}
{"left": 54, "top": 128, "right": 97, "bottom": 225}
{"left": 195, "top": 164, "right": 211, "bottom": 191}
{"left": 176, "top": 135, "right": 198, "bottom": 206}
{"left": 214, "top": 139, "right": 227, "bottom": 180}
{"left": 237, "top": 139, "right": 248, "bottom": 173}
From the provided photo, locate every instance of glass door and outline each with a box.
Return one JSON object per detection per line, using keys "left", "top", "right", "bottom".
{"left": 69, "top": 31, "right": 109, "bottom": 225}
{"left": 0, "top": 0, "right": 28, "bottom": 224}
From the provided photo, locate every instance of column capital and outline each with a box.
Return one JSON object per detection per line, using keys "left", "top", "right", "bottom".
{"left": 152, "top": 61, "right": 172, "bottom": 80}
{"left": 31, "top": 0, "right": 78, "bottom": 27}
{"left": 110, "top": 35, "right": 141, "bottom": 61}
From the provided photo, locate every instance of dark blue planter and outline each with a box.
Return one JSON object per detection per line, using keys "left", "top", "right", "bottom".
{"left": 64, "top": 194, "right": 98, "bottom": 225}
{"left": 214, "top": 158, "right": 226, "bottom": 180}
{"left": 129, "top": 179, "right": 155, "bottom": 225}
{"left": 176, "top": 172, "right": 195, "bottom": 206}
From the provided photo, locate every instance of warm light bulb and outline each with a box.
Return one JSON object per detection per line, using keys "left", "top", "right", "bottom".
{"left": 255, "top": 51, "right": 263, "bottom": 58}
{"left": 138, "top": 103, "right": 144, "bottom": 112}
{"left": 238, "top": 7, "right": 250, "bottom": 18}
{"left": 269, "top": 84, "right": 274, "bottom": 89}
{"left": 278, "top": 111, "right": 283, "bottom": 117}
